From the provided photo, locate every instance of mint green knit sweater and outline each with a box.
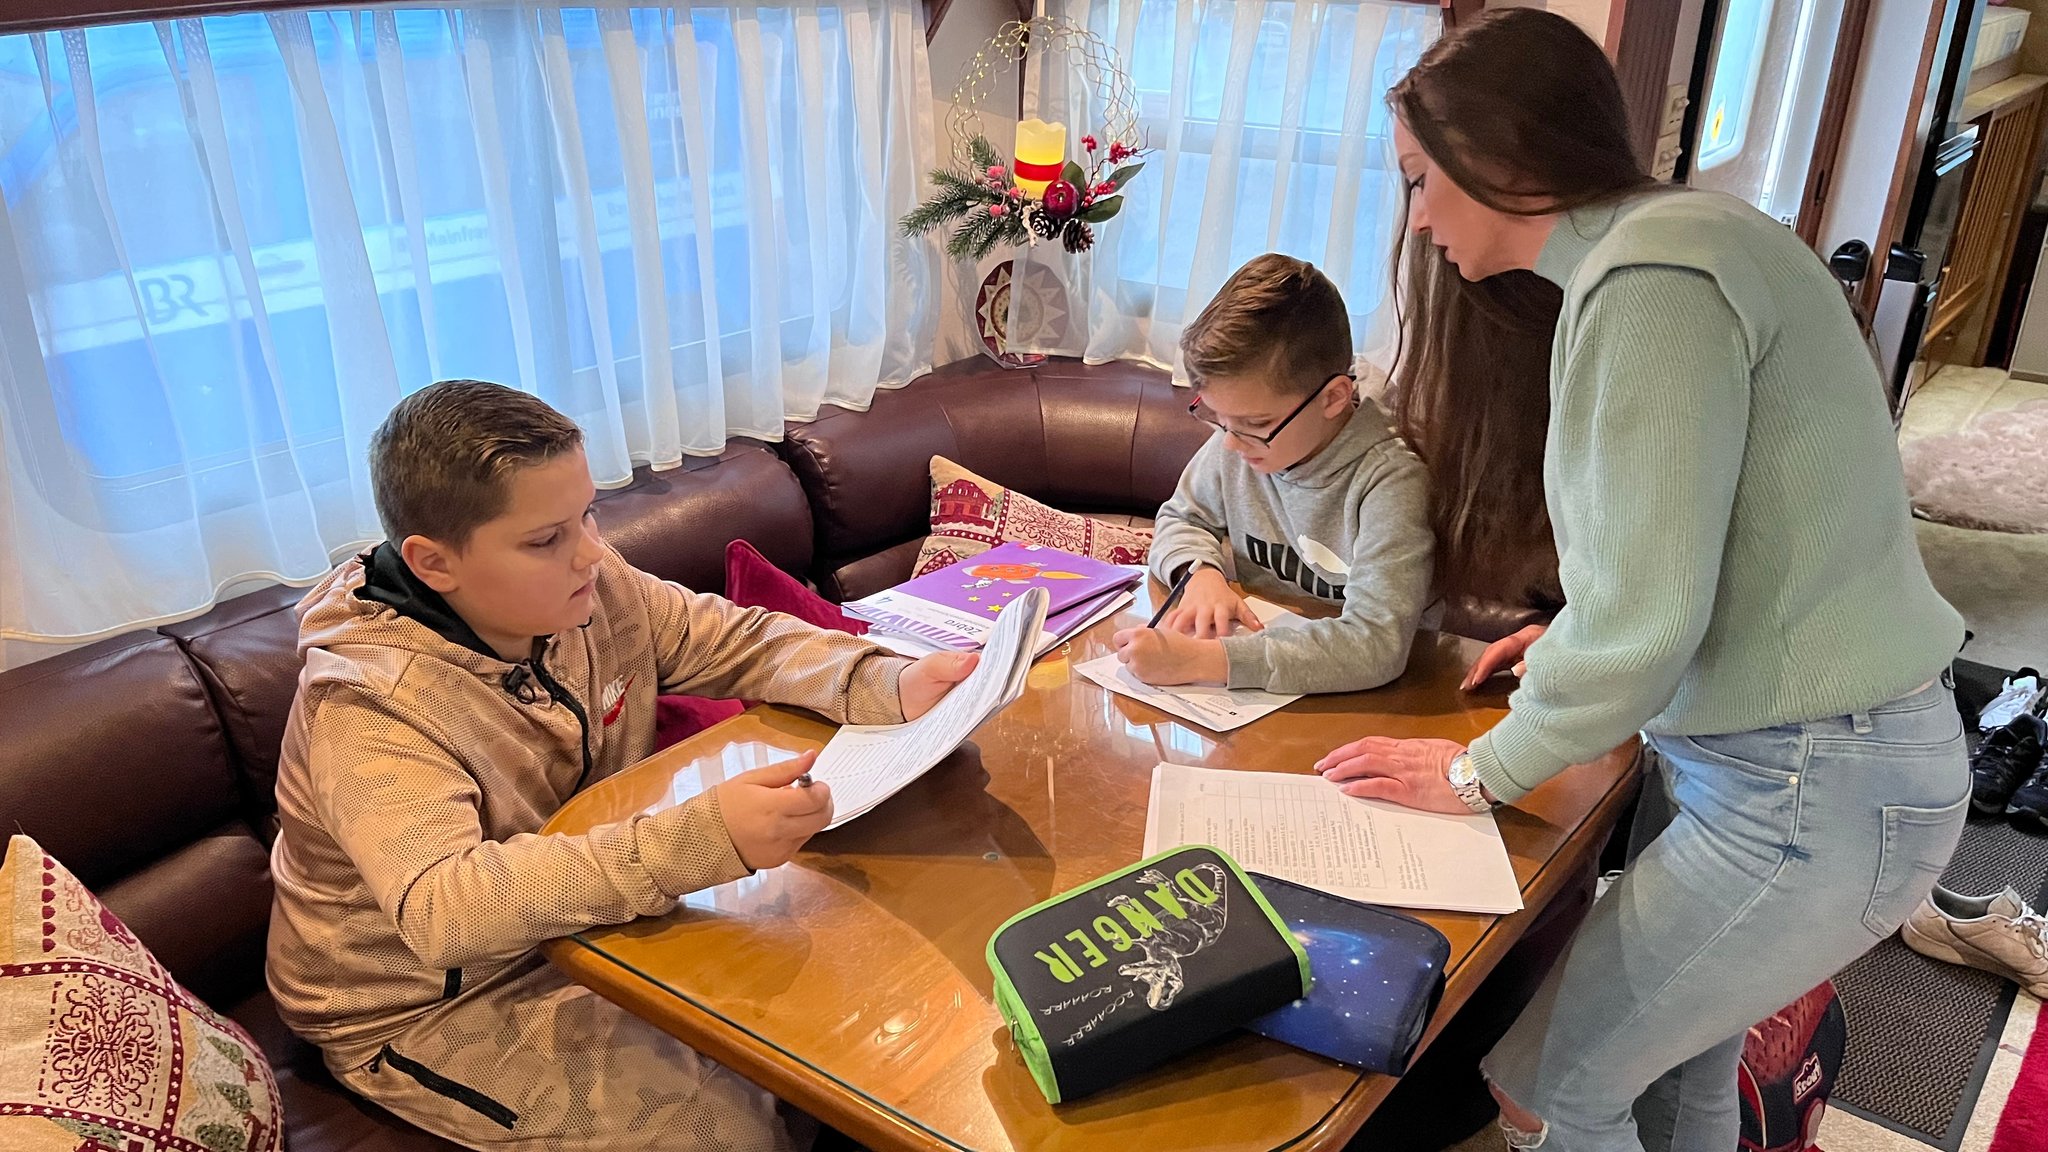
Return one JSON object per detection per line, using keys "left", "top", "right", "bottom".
{"left": 1468, "top": 190, "right": 1964, "bottom": 804}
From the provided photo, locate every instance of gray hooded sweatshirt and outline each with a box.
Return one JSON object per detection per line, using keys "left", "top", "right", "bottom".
{"left": 1147, "top": 397, "right": 1435, "bottom": 694}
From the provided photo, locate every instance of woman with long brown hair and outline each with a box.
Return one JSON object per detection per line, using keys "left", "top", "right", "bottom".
{"left": 1319, "top": 11, "right": 1968, "bottom": 1149}
{"left": 1384, "top": 236, "right": 1563, "bottom": 663}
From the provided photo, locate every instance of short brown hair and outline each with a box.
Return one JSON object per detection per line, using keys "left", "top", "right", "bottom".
{"left": 1180, "top": 254, "right": 1352, "bottom": 393}
{"left": 369, "top": 379, "right": 585, "bottom": 548}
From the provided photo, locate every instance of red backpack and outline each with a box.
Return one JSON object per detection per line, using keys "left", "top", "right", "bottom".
{"left": 1739, "top": 981, "right": 1848, "bottom": 1152}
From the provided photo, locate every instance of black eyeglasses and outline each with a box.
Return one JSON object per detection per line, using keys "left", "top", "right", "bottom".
{"left": 1188, "top": 373, "right": 1347, "bottom": 448}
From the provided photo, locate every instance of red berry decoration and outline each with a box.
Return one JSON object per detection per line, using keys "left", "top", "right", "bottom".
{"left": 1042, "top": 179, "right": 1080, "bottom": 218}
{"left": 1083, "top": 135, "right": 1098, "bottom": 152}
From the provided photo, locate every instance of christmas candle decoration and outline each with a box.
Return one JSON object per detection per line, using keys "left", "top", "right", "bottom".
{"left": 899, "top": 16, "right": 1145, "bottom": 265}
{"left": 1013, "top": 118, "right": 1067, "bottom": 198}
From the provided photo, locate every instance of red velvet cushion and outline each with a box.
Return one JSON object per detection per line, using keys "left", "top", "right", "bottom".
{"left": 653, "top": 695, "right": 747, "bottom": 750}
{"left": 652, "top": 543, "right": 868, "bottom": 750}
{"left": 723, "top": 539, "right": 869, "bottom": 635}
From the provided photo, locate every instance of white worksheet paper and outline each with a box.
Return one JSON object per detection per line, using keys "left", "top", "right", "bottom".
{"left": 1142, "top": 762, "right": 1525, "bottom": 914}
{"left": 811, "top": 587, "right": 1048, "bottom": 828}
{"left": 1070, "top": 599, "right": 1309, "bottom": 732}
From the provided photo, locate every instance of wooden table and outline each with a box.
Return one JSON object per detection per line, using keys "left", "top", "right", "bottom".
{"left": 541, "top": 585, "right": 1639, "bottom": 1152}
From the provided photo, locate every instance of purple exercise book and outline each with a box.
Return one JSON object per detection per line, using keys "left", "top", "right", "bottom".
{"left": 894, "top": 542, "right": 1140, "bottom": 619}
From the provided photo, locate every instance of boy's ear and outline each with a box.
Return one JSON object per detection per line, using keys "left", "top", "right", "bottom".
{"left": 1323, "top": 374, "right": 1357, "bottom": 416}
{"left": 399, "top": 534, "right": 462, "bottom": 595}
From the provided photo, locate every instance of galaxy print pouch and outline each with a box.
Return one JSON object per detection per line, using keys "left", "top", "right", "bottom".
{"left": 1242, "top": 872, "right": 1450, "bottom": 1075}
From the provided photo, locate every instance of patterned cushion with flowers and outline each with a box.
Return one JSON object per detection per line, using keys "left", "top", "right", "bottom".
{"left": 912, "top": 457, "right": 1155, "bottom": 577}
{"left": 0, "top": 835, "right": 281, "bottom": 1152}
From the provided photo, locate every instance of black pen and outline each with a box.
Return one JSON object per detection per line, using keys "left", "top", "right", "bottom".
{"left": 796, "top": 772, "right": 815, "bottom": 788}
{"left": 1146, "top": 567, "right": 1197, "bottom": 630}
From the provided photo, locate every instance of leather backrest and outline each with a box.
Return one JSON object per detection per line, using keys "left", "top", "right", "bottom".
{"left": 0, "top": 633, "right": 239, "bottom": 886}
{"left": 596, "top": 444, "right": 814, "bottom": 593}
{"left": 1031, "top": 359, "right": 1211, "bottom": 510}
{"left": 781, "top": 358, "right": 1210, "bottom": 600}
{"left": 162, "top": 584, "right": 306, "bottom": 838}
{"left": 0, "top": 632, "right": 270, "bottom": 1005}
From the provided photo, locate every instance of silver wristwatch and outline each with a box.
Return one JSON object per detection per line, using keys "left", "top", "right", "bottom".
{"left": 1447, "top": 752, "right": 1494, "bottom": 813}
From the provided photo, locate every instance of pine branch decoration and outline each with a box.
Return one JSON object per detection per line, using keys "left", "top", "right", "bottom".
{"left": 901, "top": 131, "right": 1148, "bottom": 259}
{"left": 967, "top": 134, "right": 1003, "bottom": 173}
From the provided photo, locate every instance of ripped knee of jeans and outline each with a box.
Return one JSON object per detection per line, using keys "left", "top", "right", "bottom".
{"left": 1485, "top": 1077, "right": 1549, "bottom": 1149}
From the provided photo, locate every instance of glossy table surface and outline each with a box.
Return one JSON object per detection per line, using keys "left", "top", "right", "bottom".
{"left": 541, "top": 584, "right": 1638, "bottom": 1151}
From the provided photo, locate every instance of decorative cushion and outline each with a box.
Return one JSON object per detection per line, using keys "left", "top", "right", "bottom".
{"left": 0, "top": 834, "right": 282, "bottom": 1152}
{"left": 722, "top": 540, "right": 868, "bottom": 634}
{"left": 652, "top": 542, "right": 871, "bottom": 750}
{"left": 652, "top": 696, "right": 748, "bottom": 751}
{"left": 912, "top": 457, "right": 1154, "bottom": 577}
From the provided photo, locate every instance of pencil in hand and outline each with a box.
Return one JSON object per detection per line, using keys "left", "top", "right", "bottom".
{"left": 1146, "top": 567, "right": 1196, "bottom": 630}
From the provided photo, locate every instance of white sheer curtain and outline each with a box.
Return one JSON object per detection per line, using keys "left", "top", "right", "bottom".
{"left": 1008, "top": 0, "right": 1438, "bottom": 376}
{"left": 0, "top": 2, "right": 939, "bottom": 664}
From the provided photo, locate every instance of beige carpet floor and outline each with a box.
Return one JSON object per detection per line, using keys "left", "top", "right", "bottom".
{"left": 1903, "top": 367, "right": 2048, "bottom": 672}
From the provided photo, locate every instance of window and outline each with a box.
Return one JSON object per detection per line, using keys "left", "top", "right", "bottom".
{"left": 0, "top": 2, "right": 935, "bottom": 654}
{"left": 1011, "top": 0, "right": 1438, "bottom": 371}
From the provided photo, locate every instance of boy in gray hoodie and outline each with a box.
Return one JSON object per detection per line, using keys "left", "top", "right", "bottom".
{"left": 1114, "top": 254, "right": 1434, "bottom": 695}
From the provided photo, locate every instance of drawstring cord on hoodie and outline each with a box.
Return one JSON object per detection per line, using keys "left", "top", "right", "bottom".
{"left": 499, "top": 655, "right": 596, "bottom": 791}
{"left": 500, "top": 663, "right": 543, "bottom": 704}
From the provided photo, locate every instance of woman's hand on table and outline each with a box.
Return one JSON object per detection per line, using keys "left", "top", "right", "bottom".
{"left": 1461, "top": 624, "right": 1547, "bottom": 691}
{"left": 1315, "top": 737, "right": 1473, "bottom": 815}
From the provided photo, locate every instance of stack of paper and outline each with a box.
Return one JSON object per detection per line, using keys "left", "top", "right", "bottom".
{"left": 1143, "top": 762, "right": 1524, "bottom": 914}
{"left": 812, "top": 586, "right": 1049, "bottom": 829}
{"left": 846, "top": 543, "right": 1140, "bottom": 655}
{"left": 1072, "top": 599, "right": 1308, "bottom": 732}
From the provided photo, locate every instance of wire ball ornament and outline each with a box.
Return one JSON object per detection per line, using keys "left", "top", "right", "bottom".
{"left": 944, "top": 16, "right": 1142, "bottom": 172}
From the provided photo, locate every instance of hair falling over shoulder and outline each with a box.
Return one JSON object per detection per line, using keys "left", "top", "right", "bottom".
{"left": 1384, "top": 231, "right": 1564, "bottom": 612}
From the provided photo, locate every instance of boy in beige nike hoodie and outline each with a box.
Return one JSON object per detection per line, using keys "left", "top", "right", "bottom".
{"left": 266, "top": 380, "right": 974, "bottom": 1152}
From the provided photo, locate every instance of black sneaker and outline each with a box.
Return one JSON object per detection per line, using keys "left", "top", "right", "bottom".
{"left": 1972, "top": 713, "right": 2047, "bottom": 815}
{"left": 2008, "top": 760, "right": 2048, "bottom": 833}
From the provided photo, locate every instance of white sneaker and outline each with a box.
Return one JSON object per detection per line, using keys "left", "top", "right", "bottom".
{"left": 1979, "top": 668, "right": 2045, "bottom": 730}
{"left": 1900, "top": 886, "right": 2048, "bottom": 998}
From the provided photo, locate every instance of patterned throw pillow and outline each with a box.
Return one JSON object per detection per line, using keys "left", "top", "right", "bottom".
{"left": 0, "top": 834, "right": 282, "bottom": 1152}
{"left": 913, "top": 457, "right": 1154, "bottom": 577}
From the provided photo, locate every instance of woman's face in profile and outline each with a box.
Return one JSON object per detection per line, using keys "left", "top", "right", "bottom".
{"left": 1395, "top": 118, "right": 1533, "bottom": 282}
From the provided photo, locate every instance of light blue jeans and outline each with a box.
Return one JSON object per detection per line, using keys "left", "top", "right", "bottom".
{"left": 1482, "top": 678, "right": 1970, "bottom": 1152}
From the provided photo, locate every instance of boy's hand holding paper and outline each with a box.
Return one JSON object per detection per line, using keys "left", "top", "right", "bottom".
{"left": 898, "top": 649, "right": 981, "bottom": 719}
{"left": 809, "top": 587, "right": 1048, "bottom": 828}
{"left": 1082, "top": 599, "right": 1309, "bottom": 732}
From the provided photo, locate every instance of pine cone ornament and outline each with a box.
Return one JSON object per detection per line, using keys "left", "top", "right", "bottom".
{"left": 1062, "top": 218, "right": 1095, "bottom": 253}
{"left": 1027, "top": 204, "right": 1061, "bottom": 240}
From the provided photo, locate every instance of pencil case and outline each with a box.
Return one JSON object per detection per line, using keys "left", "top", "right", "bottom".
{"left": 985, "top": 845, "right": 1312, "bottom": 1103}
{"left": 1240, "top": 871, "right": 1451, "bottom": 1075}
